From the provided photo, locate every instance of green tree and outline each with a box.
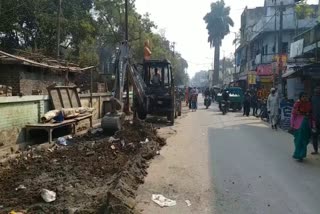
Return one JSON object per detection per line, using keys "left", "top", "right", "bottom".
{"left": 204, "top": 0, "right": 234, "bottom": 86}
{"left": 295, "top": 0, "right": 315, "bottom": 20}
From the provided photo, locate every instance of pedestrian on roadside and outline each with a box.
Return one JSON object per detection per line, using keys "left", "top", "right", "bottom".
{"left": 243, "top": 90, "right": 251, "bottom": 116}
{"left": 188, "top": 87, "right": 192, "bottom": 110}
{"left": 191, "top": 89, "right": 198, "bottom": 112}
{"left": 185, "top": 87, "right": 189, "bottom": 107}
{"left": 291, "top": 92, "right": 313, "bottom": 162}
{"left": 267, "top": 88, "right": 279, "bottom": 130}
{"left": 251, "top": 90, "right": 258, "bottom": 116}
{"left": 311, "top": 87, "right": 320, "bottom": 155}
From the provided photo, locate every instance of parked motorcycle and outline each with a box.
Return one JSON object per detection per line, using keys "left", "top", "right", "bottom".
{"left": 258, "top": 99, "right": 269, "bottom": 121}
{"left": 204, "top": 95, "right": 212, "bottom": 109}
{"left": 221, "top": 100, "right": 229, "bottom": 115}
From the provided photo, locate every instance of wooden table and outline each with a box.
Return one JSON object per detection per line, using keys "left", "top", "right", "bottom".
{"left": 26, "top": 114, "right": 93, "bottom": 143}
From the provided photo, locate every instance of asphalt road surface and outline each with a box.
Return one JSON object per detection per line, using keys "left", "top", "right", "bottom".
{"left": 137, "top": 100, "right": 320, "bottom": 214}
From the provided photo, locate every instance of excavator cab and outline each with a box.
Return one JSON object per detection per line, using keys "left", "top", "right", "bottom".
{"left": 135, "top": 59, "right": 176, "bottom": 124}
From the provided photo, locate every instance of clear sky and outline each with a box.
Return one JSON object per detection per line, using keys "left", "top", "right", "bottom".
{"left": 135, "top": 0, "right": 318, "bottom": 78}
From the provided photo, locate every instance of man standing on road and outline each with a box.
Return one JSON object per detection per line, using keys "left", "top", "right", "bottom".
{"left": 243, "top": 90, "right": 251, "bottom": 117}
{"left": 251, "top": 90, "right": 258, "bottom": 116}
{"left": 311, "top": 86, "right": 320, "bottom": 154}
{"left": 267, "top": 88, "right": 279, "bottom": 130}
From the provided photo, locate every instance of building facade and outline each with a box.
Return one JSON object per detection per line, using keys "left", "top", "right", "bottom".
{"left": 236, "top": 0, "right": 318, "bottom": 95}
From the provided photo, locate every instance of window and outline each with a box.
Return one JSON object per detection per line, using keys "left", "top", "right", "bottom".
{"left": 265, "top": 45, "right": 268, "bottom": 55}
{"left": 282, "top": 42, "right": 288, "bottom": 53}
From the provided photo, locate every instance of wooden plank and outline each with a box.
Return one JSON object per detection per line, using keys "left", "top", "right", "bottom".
{"left": 60, "top": 88, "right": 71, "bottom": 108}
{"left": 66, "top": 88, "right": 73, "bottom": 108}
{"left": 57, "top": 89, "right": 65, "bottom": 108}
{"left": 69, "top": 88, "right": 80, "bottom": 107}
{"left": 26, "top": 119, "right": 76, "bottom": 128}
{"left": 50, "top": 90, "right": 63, "bottom": 109}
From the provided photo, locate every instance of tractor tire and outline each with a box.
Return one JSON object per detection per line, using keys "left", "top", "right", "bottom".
{"left": 167, "top": 111, "right": 175, "bottom": 125}
{"left": 178, "top": 101, "right": 182, "bottom": 116}
{"left": 137, "top": 110, "right": 147, "bottom": 120}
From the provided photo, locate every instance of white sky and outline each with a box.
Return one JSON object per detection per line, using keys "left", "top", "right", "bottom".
{"left": 135, "top": 0, "right": 318, "bottom": 78}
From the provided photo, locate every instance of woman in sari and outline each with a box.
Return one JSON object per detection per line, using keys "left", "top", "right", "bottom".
{"left": 291, "top": 92, "right": 314, "bottom": 162}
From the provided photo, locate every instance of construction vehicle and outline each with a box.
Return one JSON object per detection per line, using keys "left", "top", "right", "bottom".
{"left": 101, "top": 42, "right": 177, "bottom": 132}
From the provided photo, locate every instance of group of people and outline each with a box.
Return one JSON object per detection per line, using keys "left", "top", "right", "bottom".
{"left": 242, "top": 89, "right": 259, "bottom": 117}
{"left": 262, "top": 86, "right": 320, "bottom": 162}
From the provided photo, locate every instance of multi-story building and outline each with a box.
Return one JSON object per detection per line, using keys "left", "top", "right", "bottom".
{"left": 236, "top": 0, "right": 318, "bottom": 91}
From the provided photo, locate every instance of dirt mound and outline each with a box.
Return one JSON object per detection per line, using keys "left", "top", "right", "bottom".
{"left": 0, "top": 120, "right": 165, "bottom": 214}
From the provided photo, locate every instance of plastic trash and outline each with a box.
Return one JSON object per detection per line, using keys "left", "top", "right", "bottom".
{"left": 185, "top": 200, "right": 191, "bottom": 207}
{"left": 152, "top": 194, "right": 176, "bottom": 207}
{"left": 41, "top": 189, "right": 56, "bottom": 203}
{"left": 15, "top": 185, "right": 26, "bottom": 191}
{"left": 108, "top": 137, "right": 119, "bottom": 143}
{"left": 57, "top": 137, "right": 67, "bottom": 146}
{"left": 141, "top": 138, "right": 150, "bottom": 144}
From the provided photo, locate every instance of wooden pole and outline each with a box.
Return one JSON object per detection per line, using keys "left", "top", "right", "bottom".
{"left": 57, "top": 0, "right": 62, "bottom": 59}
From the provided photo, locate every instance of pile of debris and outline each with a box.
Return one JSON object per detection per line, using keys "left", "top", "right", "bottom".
{"left": 0, "top": 85, "right": 12, "bottom": 97}
{"left": 0, "top": 120, "right": 165, "bottom": 214}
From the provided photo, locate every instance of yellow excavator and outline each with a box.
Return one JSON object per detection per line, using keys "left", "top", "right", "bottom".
{"left": 101, "top": 41, "right": 177, "bottom": 132}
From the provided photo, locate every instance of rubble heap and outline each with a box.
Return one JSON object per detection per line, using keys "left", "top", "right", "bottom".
{"left": 0, "top": 120, "right": 165, "bottom": 214}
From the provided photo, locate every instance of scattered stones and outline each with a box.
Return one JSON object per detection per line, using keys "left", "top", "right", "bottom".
{"left": 41, "top": 189, "right": 56, "bottom": 203}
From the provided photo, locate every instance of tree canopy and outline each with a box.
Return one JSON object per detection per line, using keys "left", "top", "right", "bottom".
{"left": 0, "top": 0, "right": 189, "bottom": 85}
{"left": 203, "top": 0, "right": 234, "bottom": 47}
{"left": 203, "top": 0, "right": 234, "bottom": 86}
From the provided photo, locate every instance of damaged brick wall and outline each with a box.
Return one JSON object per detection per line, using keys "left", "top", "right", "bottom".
{"left": 19, "top": 67, "right": 66, "bottom": 95}
{"left": 0, "top": 64, "right": 74, "bottom": 96}
{"left": 0, "top": 65, "right": 21, "bottom": 95}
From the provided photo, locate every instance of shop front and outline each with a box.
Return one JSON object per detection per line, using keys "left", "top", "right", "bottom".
{"left": 256, "top": 64, "right": 274, "bottom": 100}
{"left": 282, "top": 63, "right": 320, "bottom": 100}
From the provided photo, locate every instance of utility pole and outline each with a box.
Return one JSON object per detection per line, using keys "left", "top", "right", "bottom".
{"left": 124, "top": 0, "right": 130, "bottom": 114}
{"left": 125, "top": 0, "right": 128, "bottom": 41}
{"left": 278, "top": 1, "right": 285, "bottom": 96}
{"left": 234, "top": 32, "right": 237, "bottom": 75}
{"left": 57, "top": 0, "right": 62, "bottom": 59}
{"left": 273, "top": 0, "right": 277, "bottom": 87}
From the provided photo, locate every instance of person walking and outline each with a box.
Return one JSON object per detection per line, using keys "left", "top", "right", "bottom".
{"left": 311, "top": 87, "right": 320, "bottom": 155}
{"left": 243, "top": 90, "right": 251, "bottom": 117}
{"left": 267, "top": 88, "right": 279, "bottom": 130}
{"left": 291, "top": 92, "right": 313, "bottom": 161}
{"left": 251, "top": 90, "right": 258, "bottom": 116}
{"left": 191, "top": 88, "right": 198, "bottom": 112}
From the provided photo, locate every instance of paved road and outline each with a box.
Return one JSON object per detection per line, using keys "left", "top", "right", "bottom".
{"left": 136, "top": 100, "right": 320, "bottom": 214}
{"left": 210, "top": 103, "right": 320, "bottom": 214}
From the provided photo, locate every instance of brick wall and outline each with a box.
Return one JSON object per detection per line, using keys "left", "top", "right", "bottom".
{"left": 19, "top": 67, "right": 66, "bottom": 95}
{"left": 0, "top": 64, "right": 21, "bottom": 95}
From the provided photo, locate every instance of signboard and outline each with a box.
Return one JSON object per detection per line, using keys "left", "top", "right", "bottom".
{"left": 248, "top": 71, "right": 256, "bottom": 85}
{"left": 257, "top": 64, "right": 273, "bottom": 76}
{"left": 290, "top": 39, "right": 304, "bottom": 58}
{"left": 280, "top": 100, "right": 294, "bottom": 130}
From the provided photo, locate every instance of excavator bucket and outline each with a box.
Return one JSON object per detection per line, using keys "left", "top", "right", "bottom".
{"left": 101, "top": 98, "right": 125, "bottom": 132}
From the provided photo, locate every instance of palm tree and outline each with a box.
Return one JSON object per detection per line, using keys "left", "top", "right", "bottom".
{"left": 204, "top": 0, "right": 234, "bottom": 86}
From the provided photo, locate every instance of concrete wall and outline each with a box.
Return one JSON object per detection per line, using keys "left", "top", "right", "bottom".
{"left": 0, "top": 96, "right": 50, "bottom": 151}
{"left": 0, "top": 93, "right": 110, "bottom": 154}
